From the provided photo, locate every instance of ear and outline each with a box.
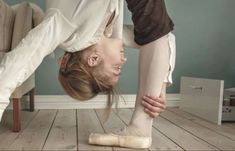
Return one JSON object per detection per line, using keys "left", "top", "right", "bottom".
{"left": 87, "top": 53, "right": 101, "bottom": 67}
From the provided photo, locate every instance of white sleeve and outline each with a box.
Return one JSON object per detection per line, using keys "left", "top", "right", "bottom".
{"left": 122, "top": 24, "right": 176, "bottom": 87}
{"left": 0, "top": 9, "right": 76, "bottom": 117}
{"left": 111, "top": 0, "right": 124, "bottom": 39}
{"left": 164, "top": 32, "right": 176, "bottom": 87}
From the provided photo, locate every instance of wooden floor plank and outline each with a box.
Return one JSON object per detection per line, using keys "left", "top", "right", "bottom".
{"left": 161, "top": 110, "right": 235, "bottom": 150}
{"left": 77, "top": 109, "right": 112, "bottom": 151}
{"left": 95, "top": 109, "right": 140, "bottom": 151}
{"left": 223, "top": 122, "right": 235, "bottom": 129}
{"left": 115, "top": 109, "right": 183, "bottom": 151}
{"left": 1, "top": 108, "right": 235, "bottom": 151}
{"left": 42, "top": 109, "right": 77, "bottom": 150}
{"left": 0, "top": 110, "right": 11, "bottom": 134}
{"left": 6, "top": 110, "right": 57, "bottom": 150}
{"left": 0, "top": 110, "right": 38, "bottom": 149}
{"left": 154, "top": 116, "right": 218, "bottom": 150}
{"left": 167, "top": 107, "right": 235, "bottom": 141}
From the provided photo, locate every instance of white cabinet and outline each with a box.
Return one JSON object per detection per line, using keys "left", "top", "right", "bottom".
{"left": 180, "top": 76, "right": 224, "bottom": 125}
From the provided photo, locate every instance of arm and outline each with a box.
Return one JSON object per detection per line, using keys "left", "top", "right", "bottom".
{"left": 0, "top": 9, "right": 76, "bottom": 120}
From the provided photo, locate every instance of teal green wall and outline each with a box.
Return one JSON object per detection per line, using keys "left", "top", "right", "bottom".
{"left": 165, "top": 0, "right": 235, "bottom": 92}
{"left": 4, "top": 0, "right": 235, "bottom": 94}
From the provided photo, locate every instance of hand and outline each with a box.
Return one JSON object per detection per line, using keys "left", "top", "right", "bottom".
{"left": 141, "top": 93, "right": 166, "bottom": 118}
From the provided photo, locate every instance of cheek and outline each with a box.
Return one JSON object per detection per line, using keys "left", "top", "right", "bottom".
{"left": 107, "top": 53, "right": 121, "bottom": 64}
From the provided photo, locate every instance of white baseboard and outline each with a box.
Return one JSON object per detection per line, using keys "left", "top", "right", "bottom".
{"left": 8, "top": 94, "right": 180, "bottom": 109}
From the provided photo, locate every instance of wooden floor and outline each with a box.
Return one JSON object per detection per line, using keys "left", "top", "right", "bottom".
{"left": 0, "top": 107, "right": 235, "bottom": 151}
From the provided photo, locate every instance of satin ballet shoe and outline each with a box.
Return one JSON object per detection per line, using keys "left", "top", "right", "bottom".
{"left": 88, "top": 133, "right": 152, "bottom": 149}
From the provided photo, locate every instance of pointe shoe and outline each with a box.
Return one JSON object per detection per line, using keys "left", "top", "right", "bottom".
{"left": 88, "top": 133, "right": 152, "bottom": 149}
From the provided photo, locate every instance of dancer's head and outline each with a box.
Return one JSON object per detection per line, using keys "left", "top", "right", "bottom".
{"left": 58, "top": 36, "right": 127, "bottom": 104}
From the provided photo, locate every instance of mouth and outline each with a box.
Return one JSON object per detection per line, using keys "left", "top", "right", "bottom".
{"left": 113, "top": 65, "right": 122, "bottom": 76}
{"left": 116, "top": 67, "right": 122, "bottom": 75}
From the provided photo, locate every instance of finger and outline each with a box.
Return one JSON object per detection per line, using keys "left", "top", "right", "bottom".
{"left": 142, "top": 101, "right": 164, "bottom": 113}
{"left": 155, "top": 95, "right": 166, "bottom": 104}
{"left": 144, "top": 108, "right": 159, "bottom": 118}
{"left": 142, "top": 96, "right": 166, "bottom": 110}
{"left": 143, "top": 96, "right": 158, "bottom": 106}
{"left": 157, "top": 97, "right": 166, "bottom": 105}
{"left": 145, "top": 95, "right": 166, "bottom": 105}
{"left": 146, "top": 94, "right": 158, "bottom": 100}
{"left": 143, "top": 98, "right": 166, "bottom": 110}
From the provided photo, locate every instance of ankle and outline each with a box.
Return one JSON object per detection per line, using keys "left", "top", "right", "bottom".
{"left": 127, "top": 124, "right": 152, "bottom": 137}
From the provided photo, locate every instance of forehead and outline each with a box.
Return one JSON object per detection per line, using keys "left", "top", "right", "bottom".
{"left": 98, "top": 38, "right": 122, "bottom": 49}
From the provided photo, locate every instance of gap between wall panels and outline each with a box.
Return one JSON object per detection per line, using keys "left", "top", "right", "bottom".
{"left": 7, "top": 94, "right": 180, "bottom": 110}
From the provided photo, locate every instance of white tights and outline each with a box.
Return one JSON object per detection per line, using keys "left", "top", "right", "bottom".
{"left": 114, "top": 34, "right": 171, "bottom": 137}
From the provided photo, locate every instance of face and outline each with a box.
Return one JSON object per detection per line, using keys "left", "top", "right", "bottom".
{"left": 96, "top": 36, "right": 127, "bottom": 85}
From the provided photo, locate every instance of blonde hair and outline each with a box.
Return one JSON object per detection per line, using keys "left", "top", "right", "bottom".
{"left": 58, "top": 48, "right": 118, "bottom": 121}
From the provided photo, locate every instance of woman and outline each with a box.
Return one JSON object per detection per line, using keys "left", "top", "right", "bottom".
{"left": 88, "top": 0, "right": 175, "bottom": 149}
{"left": 0, "top": 0, "right": 175, "bottom": 149}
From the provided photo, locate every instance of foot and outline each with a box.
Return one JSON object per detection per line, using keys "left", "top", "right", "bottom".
{"left": 88, "top": 126, "right": 152, "bottom": 149}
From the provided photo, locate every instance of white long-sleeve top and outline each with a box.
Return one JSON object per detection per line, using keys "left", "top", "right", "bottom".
{"left": 0, "top": 0, "right": 175, "bottom": 118}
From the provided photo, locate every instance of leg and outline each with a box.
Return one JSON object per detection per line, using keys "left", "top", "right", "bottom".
{"left": 125, "top": 33, "right": 170, "bottom": 137}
